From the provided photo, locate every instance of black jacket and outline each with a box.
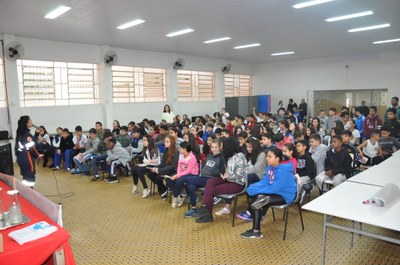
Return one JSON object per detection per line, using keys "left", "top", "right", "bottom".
{"left": 297, "top": 153, "right": 316, "bottom": 179}
{"left": 324, "top": 147, "right": 353, "bottom": 179}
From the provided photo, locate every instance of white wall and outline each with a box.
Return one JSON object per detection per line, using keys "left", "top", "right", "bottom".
{"left": 253, "top": 51, "right": 400, "bottom": 115}
{"left": 0, "top": 35, "right": 254, "bottom": 136}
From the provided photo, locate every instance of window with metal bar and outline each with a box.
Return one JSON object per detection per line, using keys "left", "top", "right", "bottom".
{"left": 17, "top": 59, "right": 100, "bottom": 107}
{"left": 177, "top": 70, "right": 215, "bottom": 101}
{"left": 224, "top": 74, "right": 252, "bottom": 97}
{"left": 112, "top": 65, "right": 166, "bottom": 103}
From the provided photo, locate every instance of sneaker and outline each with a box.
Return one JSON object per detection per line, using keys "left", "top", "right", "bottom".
{"left": 71, "top": 168, "right": 81, "bottom": 175}
{"left": 66, "top": 168, "right": 71, "bottom": 171}
{"left": 160, "top": 189, "right": 170, "bottom": 199}
{"left": 236, "top": 211, "right": 253, "bottom": 221}
{"left": 82, "top": 171, "right": 90, "bottom": 176}
{"left": 240, "top": 229, "right": 263, "bottom": 239}
{"left": 103, "top": 175, "right": 112, "bottom": 182}
{"left": 195, "top": 214, "right": 213, "bottom": 223}
{"left": 132, "top": 185, "right": 138, "bottom": 194}
{"left": 105, "top": 176, "right": 118, "bottom": 184}
{"left": 213, "top": 197, "right": 221, "bottom": 205}
{"left": 91, "top": 175, "right": 100, "bottom": 181}
{"left": 177, "top": 195, "right": 185, "bottom": 207}
{"left": 142, "top": 188, "right": 151, "bottom": 198}
{"left": 251, "top": 195, "right": 271, "bottom": 210}
{"left": 184, "top": 208, "right": 198, "bottom": 218}
{"left": 52, "top": 166, "right": 60, "bottom": 170}
{"left": 172, "top": 197, "right": 178, "bottom": 208}
{"left": 192, "top": 206, "right": 209, "bottom": 217}
{"left": 215, "top": 207, "right": 230, "bottom": 216}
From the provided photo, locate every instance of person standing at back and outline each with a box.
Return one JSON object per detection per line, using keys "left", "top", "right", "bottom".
{"left": 161, "top": 104, "right": 174, "bottom": 124}
{"left": 363, "top": 106, "right": 383, "bottom": 139}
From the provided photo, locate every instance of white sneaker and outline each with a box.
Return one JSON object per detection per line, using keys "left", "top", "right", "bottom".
{"left": 215, "top": 207, "right": 230, "bottom": 216}
{"left": 172, "top": 197, "right": 178, "bottom": 208}
{"left": 142, "top": 188, "right": 150, "bottom": 198}
{"left": 132, "top": 185, "right": 138, "bottom": 194}
{"left": 177, "top": 195, "right": 185, "bottom": 207}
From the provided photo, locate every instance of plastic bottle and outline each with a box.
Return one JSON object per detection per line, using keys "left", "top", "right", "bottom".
{"left": 7, "top": 190, "right": 23, "bottom": 225}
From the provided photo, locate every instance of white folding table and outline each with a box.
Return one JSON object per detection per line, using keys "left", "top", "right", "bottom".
{"left": 302, "top": 181, "right": 400, "bottom": 265}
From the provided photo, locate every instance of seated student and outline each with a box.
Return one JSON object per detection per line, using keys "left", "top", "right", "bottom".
{"left": 274, "top": 132, "right": 292, "bottom": 150}
{"left": 182, "top": 124, "right": 190, "bottom": 135}
{"left": 237, "top": 131, "right": 248, "bottom": 154}
{"left": 91, "top": 131, "right": 113, "bottom": 181}
{"left": 126, "top": 127, "right": 143, "bottom": 159}
{"left": 281, "top": 143, "right": 298, "bottom": 174}
{"left": 53, "top": 128, "right": 74, "bottom": 170}
{"left": 189, "top": 126, "right": 205, "bottom": 145}
{"left": 169, "top": 127, "right": 183, "bottom": 148}
{"left": 200, "top": 134, "right": 216, "bottom": 163}
{"left": 65, "top": 126, "right": 88, "bottom": 170}
{"left": 127, "top": 121, "right": 136, "bottom": 139}
{"left": 309, "top": 133, "right": 328, "bottom": 176}
{"left": 112, "top": 120, "right": 121, "bottom": 136}
{"left": 183, "top": 133, "right": 201, "bottom": 161}
{"left": 214, "top": 128, "right": 222, "bottom": 138}
{"left": 384, "top": 108, "right": 400, "bottom": 140}
{"left": 240, "top": 147, "right": 297, "bottom": 239}
{"left": 277, "top": 120, "right": 290, "bottom": 138}
{"left": 357, "top": 130, "right": 383, "bottom": 165}
{"left": 155, "top": 124, "right": 168, "bottom": 152}
{"left": 148, "top": 125, "right": 158, "bottom": 140}
{"left": 194, "top": 137, "right": 248, "bottom": 223}
{"left": 341, "top": 130, "right": 359, "bottom": 170}
{"left": 167, "top": 142, "right": 200, "bottom": 208}
{"left": 146, "top": 135, "right": 179, "bottom": 197}
{"left": 33, "top": 126, "right": 52, "bottom": 168}
{"left": 104, "top": 138, "right": 131, "bottom": 184}
{"left": 72, "top": 128, "right": 100, "bottom": 175}
{"left": 315, "top": 136, "right": 352, "bottom": 193}
{"left": 202, "top": 123, "right": 214, "bottom": 142}
{"left": 261, "top": 132, "right": 276, "bottom": 152}
{"left": 184, "top": 139, "right": 225, "bottom": 217}
{"left": 115, "top": 126, "right": 130, "bottom": 148}
{"left": 379, "top": 124, "right": 400, "bottom": 160}
{"left": 220, "top": 129, "right": 231, "bottom": 138}
{"left": 296, "top": 140, "right": 316, "bottom": 195}
{"left": 131, "top": 135, "right": 162, "bottom": 198}
{"left": 95, "top": 121, "right": 104, "bottom": 141}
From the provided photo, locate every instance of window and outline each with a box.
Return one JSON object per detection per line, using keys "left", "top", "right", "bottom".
{"left": 17, "top": 59, "right": 100, "bottom": 107}
{"left": 112, "top": 66, "right": 166, "bottom": 103}
{"left": 177, "top": 70, "right": 215, "bottom": 101}
{"left": 0, "top": 59, "right": 5, "bottom": 107}
{"left": 224, "top": 74, "right": 252, "bottom": 97}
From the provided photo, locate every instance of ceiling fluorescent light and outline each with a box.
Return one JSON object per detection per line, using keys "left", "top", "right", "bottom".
{"left": 326, "top": 11, "right": 373, "bottom": 22}
{"left": 117, "top": 19, "right": 146, "bottom": 30}
{"left": 271, "top": 51, "right": 295, "bottom": 56}
{"left": 373, "top": 38, "right": 400, "bottom": 44}
{"left": 44, "top": 6, "right": 71, "bottom": 19}
{"left": 348, "top": 23, "right": 390, "bottom": 32}
{"left": 203, "top": 37, "right": 231, "bottom": 44}
{"left": 166, "top": 28, "right": 194, "bottom": 37}
{"left": 293, "top": 0, "right": 333, "bottom": 9}
{"left": 234, "top": 43, "right": 261, "bottom": 49}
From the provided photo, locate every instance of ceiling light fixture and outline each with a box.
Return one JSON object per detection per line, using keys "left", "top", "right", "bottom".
{"left": 325, "top": 11, "right": 373, "bottom": 22}
{"left": 372, "top": 38, "right": 400, "bottom": 44}
{"left": 348, "top": 23, "right": 390, "bottom": 32}
{"left": 271, "top": 51, "right": 295, "bottom": 56}
{"left": 293, "top": 0, "right": 334, "bottom": 9}
{"left": 233, "top": 43, "right": 261, "bottom": 49}
{"left": 203, "top": 37, "right": 231, "bottom": 44}
{"left": 166, "top": 28, "right": 194, "bottom": 37}
{"left": 117, "top": 19, "right": 146, "bottom": 30}
{"left": 44, "top": 5, "right": 71, "bottom": 19}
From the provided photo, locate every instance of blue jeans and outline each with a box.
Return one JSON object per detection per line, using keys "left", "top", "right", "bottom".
{"left": 74, "top": 153, "right": 95, "bottom": 173}
{"left": 54, "top": 149, "right": 72, "bottom": 169}
{"left": 185, "top": 175, "right": 210, "bottom": 207}
{"left": 92, "top": 154, "right": 108, "bottom": 176}
{"left": 166, "top": 174, "right": 191, "bottom": 197}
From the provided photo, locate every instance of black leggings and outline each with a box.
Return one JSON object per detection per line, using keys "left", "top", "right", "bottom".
{"left": 249, "top": 194, "right": 285, "bottom": 231}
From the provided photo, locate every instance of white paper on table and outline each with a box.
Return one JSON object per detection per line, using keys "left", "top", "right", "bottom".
{"left": 369, "top": 183, "right": 400, "bottom": 207}
{"left": 8, "top": 221, "right": 58, "bottom": 245}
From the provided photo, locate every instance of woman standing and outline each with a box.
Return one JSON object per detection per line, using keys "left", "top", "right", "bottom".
{"left": 161, "top": 104, "right": 174, "bottom": 124}
{"left": 15, "top": 115, "right": 42, "bottom": 187}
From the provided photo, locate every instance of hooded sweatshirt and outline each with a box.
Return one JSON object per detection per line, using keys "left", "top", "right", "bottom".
{"left": 247, "top": 163, "right": 297, "bottom": 203}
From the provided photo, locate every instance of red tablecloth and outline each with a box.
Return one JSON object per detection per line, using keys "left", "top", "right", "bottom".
{"left": 0, "top": 181, "right": 76, "bottom": 265}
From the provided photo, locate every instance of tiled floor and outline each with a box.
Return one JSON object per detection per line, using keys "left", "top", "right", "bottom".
{"left": 23, "top": 165, "right": 400, "bottom": 265}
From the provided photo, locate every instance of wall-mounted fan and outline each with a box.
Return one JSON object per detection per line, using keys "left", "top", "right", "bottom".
{"left": 221, "top": 64, "right": 231, "bottom": 74}
{"left": 104, "top": 50, "right": 118, "bottom": 66}
{"left": 173, "top": 58, "right": 185, "bottom": 70}
{"left": 5, "top": 42, "right": 24, "bottom": 60}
